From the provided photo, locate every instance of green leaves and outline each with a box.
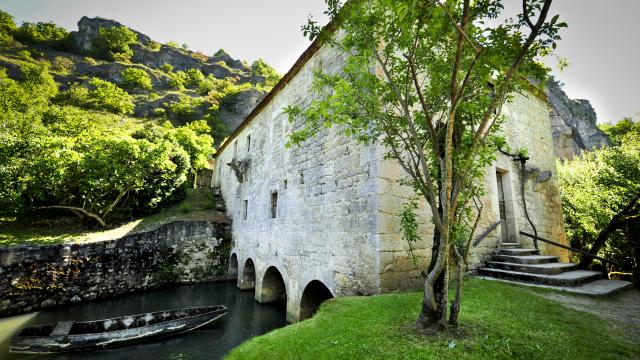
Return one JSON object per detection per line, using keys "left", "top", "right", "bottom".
{"left": 121, "top": 67, "right": 152, "bottom": 91}
{"left": 92, "top": 26, "right": 138, "bottom": 62}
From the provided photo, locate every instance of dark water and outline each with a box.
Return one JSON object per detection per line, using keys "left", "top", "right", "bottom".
{"left": 0, "top": 282, "right": 286, "bottom": 360}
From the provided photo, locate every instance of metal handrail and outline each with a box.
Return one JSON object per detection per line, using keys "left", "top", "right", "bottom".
{"left": 519, "top": 231, "right": 621, "bottom": 267}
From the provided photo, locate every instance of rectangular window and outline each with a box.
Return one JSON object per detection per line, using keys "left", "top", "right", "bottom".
{"left": 247, "top": 135, "right": 251, "bottom": 153}
{"left": 270, "top": 192, "right": 278, "bottom": 219}
{"left": 299, "top": 171, "right": 304, "bottom": 184}
{"left": 233, "top": 141, "right": 238, "bottom": 159}
{"left": 242, "top": 200, "right": 248, "bottom": 220}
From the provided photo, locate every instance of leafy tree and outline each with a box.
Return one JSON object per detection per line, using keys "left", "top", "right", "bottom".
{"left": 251, "top": 58, "right": 281, "bottom": 88}
{"left": 0, "top": 9, "right": 16, "bottom": 45}
{"left": 60, "top": 78, "right": 134, "bottom": 114}
{"left": 92, "top": 26, "right": 137, "bottom": 62}
{"left": 14, "top": 21, "right": 68, "bottom": 44}
{"left": 185, "top": 68, "right": 205, "bottom": 88}
{"left": 599, "top": 117, "right": 640, "bottom": 146}
{"left": 121, "top": 67, "right": 152, "bottom": 91}
{"left": 288, "top": 0, "right": 563, "bottom": 329}
{"left": 558, "top": 133, "right": 640, "bottom": 286}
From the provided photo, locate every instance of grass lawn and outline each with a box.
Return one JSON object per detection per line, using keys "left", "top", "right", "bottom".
{"left": 0, "top": 190, "right": 227, "bottom": 246}
{"left": 226, "top": 278, "right": 639, "bottom": 360}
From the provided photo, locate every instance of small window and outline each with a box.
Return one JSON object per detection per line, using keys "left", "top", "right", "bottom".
{"left": 283, "top": 179, "right": 288, "bottom": 189}
{"left": 270, "top": 192, "right": 278, "bottom": 219}
{"left": 233, "top": 141, "right": 238, "bottom": 159}
{"left": 299, "top": 171, "right": 305, "bottom": 184}
{"left": 247, "top": 135, "right": 251, "bottom": 153}
{"left": 242, "top": 200, "right": 248, "bottom": 220}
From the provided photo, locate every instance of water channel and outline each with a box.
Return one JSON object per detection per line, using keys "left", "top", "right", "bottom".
{"left": 0, "top": 282, "right": 286, "bottom": 360}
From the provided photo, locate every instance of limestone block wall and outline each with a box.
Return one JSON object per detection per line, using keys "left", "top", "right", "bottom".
{"left": 0, "top": 220, "right": 231, "bottom": 317}
{"left": 214, "top": 44, "right": 383, "bottom": 321}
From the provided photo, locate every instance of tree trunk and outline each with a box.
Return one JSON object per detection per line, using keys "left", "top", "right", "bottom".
{"left": 416, "top": 212, "right": 447, "bottom": 329}
{"left": 449, "top": 251, "right": 464, "bottom": 326}
{"left": 36, "top": 206, "right": 107, "bottom": 227}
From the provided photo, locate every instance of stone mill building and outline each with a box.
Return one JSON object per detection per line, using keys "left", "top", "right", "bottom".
{"left": 212, "top": 32, "right": 570, "bottom": 323}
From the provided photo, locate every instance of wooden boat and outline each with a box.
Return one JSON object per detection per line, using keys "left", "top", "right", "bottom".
{"left": 10, "top": 305, "right": 227, "bottom": 354}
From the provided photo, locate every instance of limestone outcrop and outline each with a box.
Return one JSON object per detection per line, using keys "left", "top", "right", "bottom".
{"left": 546, "top": 80, "right": 610, "bottom": 159}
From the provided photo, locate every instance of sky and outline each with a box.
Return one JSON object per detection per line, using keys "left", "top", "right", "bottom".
{"left": 0, "top": 0, "right": 637, "bottom": 124}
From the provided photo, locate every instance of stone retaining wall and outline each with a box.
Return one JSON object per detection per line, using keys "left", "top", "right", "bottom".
{"left": 0, "top": 220, "right": 231, "bottom": 317}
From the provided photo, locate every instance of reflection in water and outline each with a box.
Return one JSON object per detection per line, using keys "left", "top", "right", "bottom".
{"left": 0, "top": 282, "right": 286, "bottom": 360}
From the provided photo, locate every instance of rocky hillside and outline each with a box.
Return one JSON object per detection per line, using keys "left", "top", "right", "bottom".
{"left": 546, "top": 80, "right": 610, "bottom": 159}
{"left": 0, "top": 14, "right": 278, "bottom": 143}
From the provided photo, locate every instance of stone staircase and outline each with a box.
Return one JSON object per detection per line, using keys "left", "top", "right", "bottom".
{"left": 478, "top": 246, "right": 633, "bottom": 295}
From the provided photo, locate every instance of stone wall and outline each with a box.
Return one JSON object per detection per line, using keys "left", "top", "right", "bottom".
{"left": 0, "top": 220, "right": 231, "bottom": 317}
{"left": 214, "top": 43, "right": 383, "bottom": 322}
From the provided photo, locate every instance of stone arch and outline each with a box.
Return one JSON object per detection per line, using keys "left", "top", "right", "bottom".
{"left": 228, "top": 253, "right": 238, "bottom": 281}
{"left": 259, "top": 266, "right": 287, "bottom": 303}
{"left": 239, "top": 258, "right": 256, "bottom": 290}
{"left": 299, "top": 280, "right": 334, "bottom": 320}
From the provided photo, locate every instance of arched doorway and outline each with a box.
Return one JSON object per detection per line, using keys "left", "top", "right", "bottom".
{"left": 228, "top": 253, "right": 238, "bottom": 282}
{"left": 239, "top": 258, "right": 256, "bottom": 290}
{"left": 299, "top": 280, "right": 333, "bottom": 320}
{"left": 260, "top": 266, "right": 286, "bottom": 303}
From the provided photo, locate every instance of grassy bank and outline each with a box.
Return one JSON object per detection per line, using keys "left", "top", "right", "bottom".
{"left": 0, "top": 190, "right": 226, "bottom": 246}
{"left": 227, "top": 279, "right": 638, "bottom": 360}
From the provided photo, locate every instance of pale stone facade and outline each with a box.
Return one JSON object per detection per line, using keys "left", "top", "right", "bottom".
{"left": 213, "top": 39, "right": 567, "bottom": 322}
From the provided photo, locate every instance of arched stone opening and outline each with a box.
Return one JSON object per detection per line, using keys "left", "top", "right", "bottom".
{"left": 259, "top": 266, "right": 287, "bottom": 303}
{"left": 299, "top": 280, "right": 333, "bottom": 320}
{"left": 239, "top": 258, "right": 256, "bottom": 290}
{"left": 228, "top": 253, "right": 238, "bottom": 281}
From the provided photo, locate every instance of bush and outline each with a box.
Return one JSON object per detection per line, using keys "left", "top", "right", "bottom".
{"left": 251, "top": 58, "right": 281, "bottom": 88}
{"left": 167, "top": 71, "right": 188, "bottom": 90}
{"left": 92, "top": 26, "right": 137, "bottom": 61}
{"left": 185, "top": 68, "right": 205, "bottom": 88}
{"left": 558, "top": 133, "right": 640, "bottom": 286}
{"left": 161, "top": 63, "right": 174, "bottom": 73}
{"left": 166, "top": 95, "right": 205, "bottom": 118}
{"left": 51, "top": 56, "right": 75, "bottom": 74}
{"left": 14, "top": 21, "right": 68, "bottom": 45}
{"left": 121, "top": 68, "right": 152, "bottom": 91}
{"left": 0, "top": 10, "right": 16, "bottom": 46}
{"left": 61, "top": 78, "right": 134, "bottom": 114}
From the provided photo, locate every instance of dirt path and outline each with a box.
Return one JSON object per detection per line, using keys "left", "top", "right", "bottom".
{"left": 533, "top": 288, "right": 640, "bottom": 342}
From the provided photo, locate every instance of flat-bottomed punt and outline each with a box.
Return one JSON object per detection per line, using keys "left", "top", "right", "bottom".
{"left": 10, "top": 305, "right": 227, "bottom": 354}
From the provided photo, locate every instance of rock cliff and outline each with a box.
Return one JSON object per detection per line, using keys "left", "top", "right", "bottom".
{"left": 546, "top": 80, "right": 610, "bottom": 159}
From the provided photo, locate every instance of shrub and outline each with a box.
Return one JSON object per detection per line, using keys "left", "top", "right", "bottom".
{"left": 17, "top": 50, "right": 32, "bottom": 60}
{"left": 152, "top": 108, "right": 166, "bottom": 117}
{"left": 166, "top": 95, "right": 204, "bottom": 118}
{"left": 14, "top": 22, "right": 68, "bottom": 45}
{"left": 167, "top": 71, "right": 187, "bottom": 90}
{"left": 61, "top": 78, "right": 134, "bottom": 114}
{"left": 121, "top": 68, "right": 152, "bottom": 91}
{"left": 161, "top": 63, "right": 174, "bottom": 73}
{"left": 185, "top": 68, "right": 205, "bottom": 88}
{"left": 0, "top": 10, "right": 16, "bottom": 46}
{"left": 84, "top": 56, "right": 97, "bottom": 65}
{"left": 51, "top": 56, "right": 75, "bottom": 74}
{"left": 251, "top": 58, "right": 281, "bottom": 88}
{"left": 92, "top": 26, "right": 137, "bottom": 61}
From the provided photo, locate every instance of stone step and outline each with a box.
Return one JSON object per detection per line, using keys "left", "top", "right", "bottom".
{"left": 477, "top": 267, "right": 602, "bottom": 286}
{"left": 479, "top": 277, "right": 634, "bottom": 296}
{"left": 500, "top": 242, "right": 520, "bottom": 248}
{"left": 486, "top": 261, "right": 577, "bottom": 275}
{"left": 498, "top": 248, "right": 540, "bottom": 256}
{"left": 492, "top": 254, "right": 559, "bottom": 264}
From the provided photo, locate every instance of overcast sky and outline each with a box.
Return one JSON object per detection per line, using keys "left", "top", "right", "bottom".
{"left": 0, "top": 0, "right": 637, "bottom": 124}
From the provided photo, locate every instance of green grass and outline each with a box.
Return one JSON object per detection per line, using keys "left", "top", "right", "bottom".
{"left": 0, "top": 190, "right": 226, "bottom": 246}
{"left": 226, "top": 279, "right": 639, "bottom": 360}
